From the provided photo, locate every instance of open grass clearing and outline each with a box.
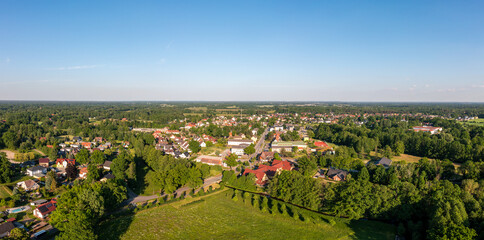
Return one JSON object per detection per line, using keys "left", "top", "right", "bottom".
{"left": 0, "top": 185, "right": 12, "bottom": 198}
{"left": 183, "top": 113, "right": 203, "bottom": 116}
{"left": 459, "top": 118, "right": 484, "bottom": 126}
{"left": 186, "top": 107, "right": 208, "bottom": 112}
{"left": 200, "top": 145, "right": 227, "bottom": 156}
{"left": 99, "top": 190, "right": 395, "bottom": 240}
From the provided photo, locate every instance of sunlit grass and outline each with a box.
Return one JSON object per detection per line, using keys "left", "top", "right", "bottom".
{"left": 99, "top": 191, "right": 395, "bottom": 240}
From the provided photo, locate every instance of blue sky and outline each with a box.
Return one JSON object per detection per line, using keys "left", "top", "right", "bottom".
{"left": 1, "top": 1, "right": 483, "bottom": 101}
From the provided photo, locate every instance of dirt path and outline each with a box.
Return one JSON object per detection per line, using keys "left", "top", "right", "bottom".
{"left": 0, "top": 150, "right": 15, "bottom": 160}
{"left": 122, "top": 175, "right": 222, "bottom": 206}
{"left": 33, "top": 149, "right": 46, "bottom": 156}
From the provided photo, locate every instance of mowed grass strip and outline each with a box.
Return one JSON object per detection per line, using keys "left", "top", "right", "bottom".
{"left": 99, "top": 191, "right": 395, "bottom": 240}
{"left": 0, "top": 185, "right": 12, "bottom": 198}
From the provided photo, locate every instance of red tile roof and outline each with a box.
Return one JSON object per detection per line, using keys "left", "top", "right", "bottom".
{"left": 243, "top": 169, "right": 267, "bottom": 185}
{"left": 56, "top": 158, "right": 75, "bottom": 166}
{"left": 36, "top": 200, "right": 57, "bottom": 217}
{"left": 271, "top": 159, "right": 292, "bottom": 171}
{"left": 314, "top": 141, "right": 329, "bottom": 148}
{"left": 244, "top": 160, "right": 292, "bottom": 185}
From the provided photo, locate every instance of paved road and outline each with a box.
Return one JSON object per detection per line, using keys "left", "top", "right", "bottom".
{"left": 122, "top": 175, "right": 222, "bottom": 206}
{"left": 248, "top": 128, "right": 269, "bottom": 166}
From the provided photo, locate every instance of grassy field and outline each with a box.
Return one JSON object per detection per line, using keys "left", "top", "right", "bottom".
{"left": 200, "top": 145, "right": 227, "bottom": 156}
{"left": 186, "top": 107, "right": 208, "bottom": 112}
{"left": 0, "top": 185, "right": 12, "bottom": 199}
{"left": 99, "top": 191, "right": 395, "bottom": 240}
{"left": 460, "top": 118, "right": 484, "bottom": 126}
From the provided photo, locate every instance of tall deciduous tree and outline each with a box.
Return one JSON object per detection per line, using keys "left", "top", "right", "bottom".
{"left": 75, "top": 149, "right": 90, "bottom": 164}
{"left": 90, "top": 150, "right": 106, "bottom": 165}
{"left": 244, "top": 144, "right": 255, "bottom": 155}
{"left": 224, "top": 154, "right": 238, "bottom": 170}
{"left": 45, "top": 170, "right": 57, "bottom": 190}
{"left": 66, "top": 163, "right": 78, "bottom": 180}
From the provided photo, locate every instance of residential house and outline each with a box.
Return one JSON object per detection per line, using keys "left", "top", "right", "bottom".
{"left": 0, "top": 222, "right": 15, "bottom": 238}
{"left": 103, "top": 142, "right": 112, "bottom": 149}
{"left": 176, "top": 151, "right": 190, "bottom": 159}
{"left": 17, "top": 179, "right": 40, "bottom": 191}
{"left": 103, "top": 161, "right": 112, "bottom": 170}
{"left": 81, "top": 142, "right": 92, "bottom": 149}
{"left": 79, "top": 167, "right": 88, "bottom": 179}
{"left": 56, "top": 158, "right": 75, "bottom": 168}
{"left": 26, "top": 166, "right": 47, "bottom": 178}
{"left": 251, "top": 128, "right": 259, "bottom": 136}
{"left": 286, "top": 124, "right": 296, "bottom": 131}
{"left": 193, "top": 137, "right": 206, "bottom": 148}
{"left": 258, "top": 151, "right": 275, "bottom": 162}
{"left": 38, "top": 158, "right": 50, "bottom": 167}
{"left": 375, "top": 157, "right": 392, "bottom": 168}
{"left": 30, "top": 199, "right": 48, "bottom": 206}
{"left": 314, "top": 141, "right": 329, "bottom": 148}
{"left": 166, "top": 130, "right": 180, "bottom": 135}
{"left": 250, "top": 136, "right": 258, "bottom": 143}
{"left": 100, "top": 173, "right": 115, "bottom": 182}
{"left": 326, "top": 168, "right": 348, "bottom": 181}
{"left": 273, "top": 124, "right": 284, "bottom": 131}
{"left": 33, "top": 200, "right": 57, "bottom": 219}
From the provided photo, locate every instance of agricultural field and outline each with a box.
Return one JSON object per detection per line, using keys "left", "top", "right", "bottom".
{"left": 99, "top": 190, "right": 395, "bottom": 240}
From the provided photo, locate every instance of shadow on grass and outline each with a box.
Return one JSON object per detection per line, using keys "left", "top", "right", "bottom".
{"left": 97, "top": 214, "right": 135, "bottom": 240}
{"left": 347, "top": 219, "right": 396, "bottom": 240}
{"left": 131, "top": 158, "right": 149, "bottom": 195}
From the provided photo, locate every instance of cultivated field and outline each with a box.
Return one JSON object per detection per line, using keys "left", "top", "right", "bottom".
{"left": 99, "top": 191, "right": 395, "bottom": 240}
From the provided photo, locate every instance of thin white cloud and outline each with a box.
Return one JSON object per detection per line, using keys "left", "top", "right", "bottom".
{"left": 48, "top": 65, "right": 100, "bottom": 70}
{"left": 5, "top": 57, "right": 10, "bottom": 63}
{"left": 157, "top": 58, "right": 166, "bottom": 64}
{"left": 165, "top": 41, "right": 173, "bottom": 50}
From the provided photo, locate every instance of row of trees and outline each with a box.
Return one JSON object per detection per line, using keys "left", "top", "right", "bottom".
{"left": 265, "top": 157, "right": 483, "bottom": 239}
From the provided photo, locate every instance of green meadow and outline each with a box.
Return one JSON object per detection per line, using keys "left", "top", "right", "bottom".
{"left": 99, "top": 190, "right": 395, "bottom": 240}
